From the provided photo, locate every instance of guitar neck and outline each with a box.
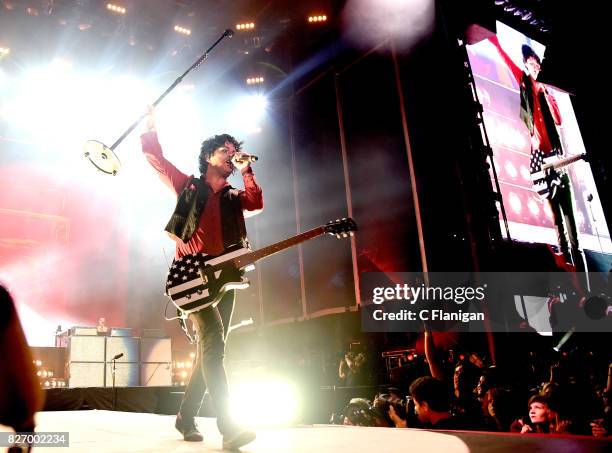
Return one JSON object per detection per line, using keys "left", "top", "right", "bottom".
{"left": 550, "top": 154, "right": 584, "bottom": 170}
{"left": 231, "top": 226, "right": 326, "bottom": 268}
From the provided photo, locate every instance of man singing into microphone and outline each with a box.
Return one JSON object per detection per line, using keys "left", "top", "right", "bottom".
{"left": 141, "top": 106, "right": 262, "bottom": 449}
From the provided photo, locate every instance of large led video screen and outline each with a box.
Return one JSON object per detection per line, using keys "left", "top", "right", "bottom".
{"left": 467, "top": 22, "right": 611, "bottom": 255}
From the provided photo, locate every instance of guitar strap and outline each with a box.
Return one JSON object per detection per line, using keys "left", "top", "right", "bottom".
{"left": 177, "top": 309, "right": 195, "bottom": 344}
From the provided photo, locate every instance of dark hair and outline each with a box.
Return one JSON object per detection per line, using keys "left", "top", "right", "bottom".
{"left": 528, "top": 394, "right": 549, "bottom": 409}
{"left": 198, "top": 133, "right": 243, "bottom": 175}
{"left": 410, "top": 376, "right": 450, "bottom": 412}
{"left": 521, "top": 44, "right": 541, "bottom": 65}
{"left": 487, "top": 388, "right": 517, "bottom": 431}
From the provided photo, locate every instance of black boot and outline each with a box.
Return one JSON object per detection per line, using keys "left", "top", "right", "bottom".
{"left": 175, "top": 412, "right": 204, "bottom": 442}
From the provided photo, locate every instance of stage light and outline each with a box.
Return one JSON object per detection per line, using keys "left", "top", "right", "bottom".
{"left": 243, "top": 94, "right": 268, "bottom": 113}
{"left": 0, "top": 47, "right": 10, "bottom": 57}
{"left": 189, "top": 352, "right": 196, "bottom": 359}
{"left": 230, "top": 377, "right": 299, "bottom": 426}
{"left": 528, "top": 199, "right": 540, "bottom": 216}
{"left": 236, "top": 22, "right": 255, "bottom": 31}
{"left": 37, "top": 371, "right": 42, "bottom": 377}
{"left": 504, "top": 160, "right": 517, "bottom": 179}
{"left": 508, "top": 192, "right": 522, "bottom": 214}
{"left": 520, "top": 165, "right": 531, "bottom": 182}
{"left": 228, "top": 94, "right": 268, "bottom": 134}
{"left": 174, "top": 25, "right": 191, "bottom": 35}
{"left": 181, "top": 371, "right": 188, "bottom": 378}
{"left": 44, "top": 381, "right": 50, "bottom": 387}
{"left": 106, "top": 3, "right": 126, "bottom": 15}
{"left": 36, "top": 360, "right": 42, "bottom": 367}
{"left": 308, "top": 15, "right": 328, "bottom": 23}
{"left": 246, "top": 76, "right": 264, "bottom": 85}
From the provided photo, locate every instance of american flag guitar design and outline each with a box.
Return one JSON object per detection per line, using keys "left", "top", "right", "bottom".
{"left": 529, "top": 151, "right": 587, "bottom": 200}
{"left": 165, "top": 218, "right": 357, "bottom": 315}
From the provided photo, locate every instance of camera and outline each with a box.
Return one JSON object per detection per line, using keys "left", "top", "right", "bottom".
{"left": 373, "top": 393, "right": 408, "bottom": 421}
{"left": 330, "top": 398, "right": 377, "bottom": 427}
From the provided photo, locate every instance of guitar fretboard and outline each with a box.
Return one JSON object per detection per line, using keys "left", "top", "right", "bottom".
{"left": 231, "top": 226, "right": 326, "bottom": 268}
{"left": 549, "top": 153, "right": 585, "bottom": 170}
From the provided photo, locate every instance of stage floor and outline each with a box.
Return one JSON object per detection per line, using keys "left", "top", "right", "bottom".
{"left": 1, "top": 410, "right": 610, "bottom": 453}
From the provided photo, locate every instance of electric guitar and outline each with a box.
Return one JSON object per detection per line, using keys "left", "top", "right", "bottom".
{"left": 530, "top": 151, "right": 587, "bottom": 200}
{"left": 165, "top": 217, "right": 357, "bottom": 315}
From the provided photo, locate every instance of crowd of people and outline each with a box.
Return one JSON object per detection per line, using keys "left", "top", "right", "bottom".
{"left": 337, "top": 332, "right": 611, "bottom": 438}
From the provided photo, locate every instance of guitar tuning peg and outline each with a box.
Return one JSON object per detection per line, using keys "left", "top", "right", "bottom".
{"left": 342, "top": 232, "right": 348, "bottom": 238}
{"left": 335, "top": 234, "right": 340, "bottom": 239}
{"left": 349, "top": 231, "right": 354, "bottom": 237}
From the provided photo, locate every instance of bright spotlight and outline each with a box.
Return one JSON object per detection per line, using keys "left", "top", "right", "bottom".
{"left": 308, "top": 14, "right": 328, "bottom": 23}
{"left": 227, "top": 94, "right": 268, "bottom": 134}
{"left": 236, "top": 22, "right": 255, "bottom": 31}
{"left": 230, "top": 378, "right": 299, "bottom": 426}
{"left": 107, "top": 3, "right": 126, "bottom": 15}
{"left": 246, "top": 76, "right": 265, "bottom": 85}
{"left": 174, "top": 25, "right": 192, "bottom": 36}
{"left": 245, "top": 94, "right": 268, "bottom": 112}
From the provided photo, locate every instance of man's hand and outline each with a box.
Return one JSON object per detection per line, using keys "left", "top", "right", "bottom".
{"left": 232, "top": 152, "right": 252, "bottom": 172}
{"left": 388, "top": 406, "right": 407, "bottom": 428}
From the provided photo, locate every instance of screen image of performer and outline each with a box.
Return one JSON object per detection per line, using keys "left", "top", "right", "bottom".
{"left": 489, "top": 35, "right": 583, "bottom": 269}
{"left": 141, "top": 106, "right": 262, "bottom": 449}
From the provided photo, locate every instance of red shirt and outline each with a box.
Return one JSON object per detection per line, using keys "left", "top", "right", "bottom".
{"left": 140, "top": 131, "right": 263, "bottom": 258}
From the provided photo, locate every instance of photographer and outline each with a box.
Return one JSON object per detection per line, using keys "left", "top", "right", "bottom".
{"left": 409, "top": 376, "right": 476, "bottom": 430}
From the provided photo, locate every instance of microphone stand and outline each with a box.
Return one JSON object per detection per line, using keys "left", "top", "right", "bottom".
{"left": 112, "top": 358, "right": 118, "bottom": 411}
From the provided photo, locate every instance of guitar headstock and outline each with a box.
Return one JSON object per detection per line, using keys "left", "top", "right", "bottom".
{"left": 324, "top": 217, "right": 358, "bottom": 239}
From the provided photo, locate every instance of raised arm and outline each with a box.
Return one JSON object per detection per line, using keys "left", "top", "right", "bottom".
{"left": 424, "top": 330, "right": 445, "bottom": 380}
{"left": 140, "top": 106, "right": 189, "bottom": 195}
{"left": 488, "top": 35, "right": 524, "bottom": 85}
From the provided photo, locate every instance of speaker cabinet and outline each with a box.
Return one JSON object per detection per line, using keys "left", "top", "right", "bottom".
{"left": 140, "top": 338, "right": 172, "bottom": 363}
{"left": 105, "top": 362, "right": 140, "bottom": 387}
{"left": 67, "top": 335, "right": 105, "bottom": 362}
{"left": 67, "top": 362, "right": 105, "bottom": 387}
{"left": 140, "top": 363, "right": 172, "bottom": 386}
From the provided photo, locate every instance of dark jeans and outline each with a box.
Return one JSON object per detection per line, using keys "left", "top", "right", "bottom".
{"left": 549, "top": 173, "right": 581, "bottom": 268}
{"left": 179, "top": 290, "right": 235, "bottom": 434}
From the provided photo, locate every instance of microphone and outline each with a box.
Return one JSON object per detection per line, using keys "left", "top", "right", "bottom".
{"left": 233, "top": 153, "right": 259, "bottom": 163}
{"left": 112, "top": 353, "right": 124, "bottom": 360}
